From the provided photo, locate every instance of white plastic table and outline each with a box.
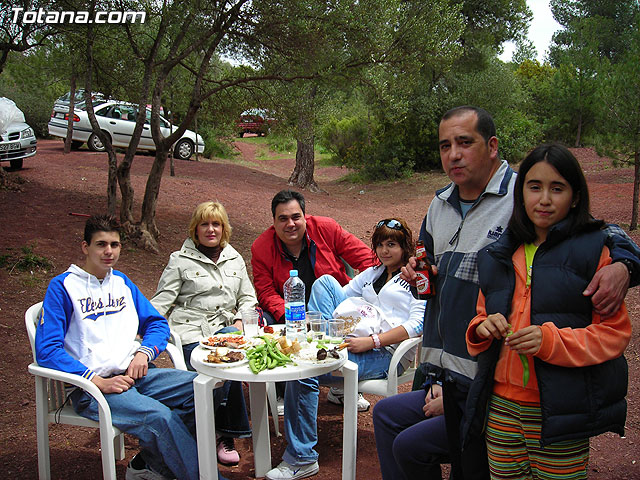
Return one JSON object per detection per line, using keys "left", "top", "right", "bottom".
{"left": 191, "top": 347, "right": 358, "bottom": 479}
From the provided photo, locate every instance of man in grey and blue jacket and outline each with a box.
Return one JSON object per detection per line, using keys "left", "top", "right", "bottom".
{"left": 373, "top": 106, "right": 639, "bottom": 480}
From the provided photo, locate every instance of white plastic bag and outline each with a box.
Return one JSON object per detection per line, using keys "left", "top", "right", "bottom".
{"left": 332, "top": 296, "right": 384, "bottom": 337}
{"left": 0, "top": 97, "right": 26, "bottom": 134}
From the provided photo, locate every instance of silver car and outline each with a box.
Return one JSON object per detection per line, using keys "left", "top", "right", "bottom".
{"left": 48, "top": 100, "right": 204, "bottom": 160}
{"left": 0, "top": 121, "right": 37, "bottom": 169}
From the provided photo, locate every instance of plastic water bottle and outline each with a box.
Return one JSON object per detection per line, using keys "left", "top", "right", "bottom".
{"left": 284, "top": 270, "right": 306, "bottom": 341}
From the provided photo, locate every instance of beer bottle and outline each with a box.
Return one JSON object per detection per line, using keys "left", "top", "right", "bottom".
{"left": 415, "top": 240, "right": 435, "bottom": 299}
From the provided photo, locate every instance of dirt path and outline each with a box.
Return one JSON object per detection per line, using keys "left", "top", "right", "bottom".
{"left": 1, "top": 139, "right": 638, "bottom": 479}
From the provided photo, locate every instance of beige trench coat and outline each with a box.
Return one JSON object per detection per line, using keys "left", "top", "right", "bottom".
{"left": 151, "top": 238, "right": 258, "bottom": 345}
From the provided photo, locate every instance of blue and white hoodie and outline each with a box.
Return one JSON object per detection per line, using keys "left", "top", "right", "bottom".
{"left": 36, "top": 264, "right": 169, "bottom": 380}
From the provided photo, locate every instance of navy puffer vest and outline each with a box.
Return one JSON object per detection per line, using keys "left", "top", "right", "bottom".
{"left": 464, "top": 221, "right": 628, "bottom": 447}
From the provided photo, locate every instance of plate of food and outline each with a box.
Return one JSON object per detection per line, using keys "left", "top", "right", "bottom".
{"left": 292, "top": 343, "right": 347, "bottom": 366}
{"left": 195, "top": 346, "right": 248, "bottom": 367}
{"left": 200, "top": 334, "right": 248, "bottom": 350}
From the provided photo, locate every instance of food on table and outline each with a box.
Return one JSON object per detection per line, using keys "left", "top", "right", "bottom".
{"left": 205, "top": 347, "right": 245, "bottom": 364}
{"left": 296, "top": 344, "right": 341, "bottom": 363}
{"left": 202, "top": 335, "right": 248, "bottom": 349}
{"left": 263, "top": 325, "right": 274, "bottom": 334}
{"left": 246, "top": 336, "right": 294, "bottom": 374}
{"left": 276, "top": 336, "right": 301, "bottom": 356}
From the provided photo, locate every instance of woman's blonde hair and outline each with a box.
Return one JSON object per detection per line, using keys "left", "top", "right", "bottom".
{"left": 189, "top": 201, "right": 232, "bottom": 247}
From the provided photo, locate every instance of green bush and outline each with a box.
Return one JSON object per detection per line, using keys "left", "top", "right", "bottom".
{"left": 318, "top": 115, "right": 369, "bottom": 160}
{"left": 495, "top": 110, "right": 543, "bottom": 164}
{"left": 267, "top": 134, "right": 296, "bottom": 153}
{"left": 199, "top": 125, "right": 237, "bottom": 159}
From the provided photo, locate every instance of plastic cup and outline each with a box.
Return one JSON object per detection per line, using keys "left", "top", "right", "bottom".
{"left": 309, "top": 318, "right": 328, "bottom": 342}
{"left": 328, "top": 319, "right": 346, "bottom": 344}
{"left": 306, "top": 311, "right": 322, "bottom": 341}
{"left": 241, "top": 309, "right": 259, "bottom": 338}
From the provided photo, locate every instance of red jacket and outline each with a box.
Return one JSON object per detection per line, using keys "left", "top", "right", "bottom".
{"left": 251, "top": 215, "right": 374, "bottom": 321}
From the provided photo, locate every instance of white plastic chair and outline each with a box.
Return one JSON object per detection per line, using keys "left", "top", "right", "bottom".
{"left": 25, "top": 302, "right": 187, "bottom": 480}
{"left": 357, "top": 336, "right": 422, "bottom": 397}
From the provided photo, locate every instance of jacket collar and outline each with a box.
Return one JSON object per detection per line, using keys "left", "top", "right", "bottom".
{"left": 486, "top": 217, "right": 580, "bottom": 262}
{"left": 180, "top": 238, "right": 235, "bottom": 264}
{"left": 436, "top": 160, "right": 514, "bottom": 213}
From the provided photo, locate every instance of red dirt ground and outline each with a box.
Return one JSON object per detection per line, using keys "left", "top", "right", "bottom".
{"left": 1, "top": 139, "right": 638, "bottom": 479}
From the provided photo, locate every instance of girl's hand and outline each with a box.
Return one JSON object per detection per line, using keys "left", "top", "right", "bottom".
{"left": 476, "top": 313, "right": 510, "bottom": 340}
{"left": 505, "top": 325, "right": 542, "bottom": 355}
{"left": 345, "top": 336, "right": 374, "bottom": 353}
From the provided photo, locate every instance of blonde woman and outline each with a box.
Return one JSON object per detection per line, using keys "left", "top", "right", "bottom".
{"left": 152, "top": 201, "right": 256, "bottom": 466}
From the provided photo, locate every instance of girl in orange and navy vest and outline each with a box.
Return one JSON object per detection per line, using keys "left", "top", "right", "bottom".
{"left": 464, "top": 144, "right": 631, "bottom": 480}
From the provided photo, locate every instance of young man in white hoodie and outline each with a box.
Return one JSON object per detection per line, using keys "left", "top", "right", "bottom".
{"left": 35, "top": 215, "right": 227, "bottom": 480}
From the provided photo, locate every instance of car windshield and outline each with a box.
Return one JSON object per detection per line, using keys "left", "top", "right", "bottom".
{"left": 75, "top": 99, "right": 107, "bottom": 110}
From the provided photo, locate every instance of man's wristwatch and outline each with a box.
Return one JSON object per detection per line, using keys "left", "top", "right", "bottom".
{"left": 370, "top": 333, "right": 381, "bottom": 349}
{"left": 617, "top": 258, "right": 635, "bottom": 278}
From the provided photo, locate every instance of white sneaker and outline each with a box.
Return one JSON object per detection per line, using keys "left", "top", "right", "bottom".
{"left": 126, "top": 456, "right": 174, "bottom": 480}
{"left": 327, "top": 387, "right": 371, "bottom": 412}
{"left": 265, "top": 460, "right": 319, "bottom": 480}
{"left": 277, "top": 396, "right": 285, "bottom": 416}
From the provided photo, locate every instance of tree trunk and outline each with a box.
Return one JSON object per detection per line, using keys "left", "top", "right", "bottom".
{"left": 574, "top": 110, "right": 582, "bottom": 148}
{"left": 63, "top": 75, "right": 76, "bottom": 154}
{"left": 288, "top": 86, "right": 320, "bottom": 191}
{"left": 84, "top": 15, "right": 118, "bottom": 217}
{"left": 117, "top": 161, "right": 135, "bottom": 224}
{"left": 132, "top": 147, "right": 170, "bottom": 253}
{"left": 631, "top": 150, "right": 639, "bottom": 230}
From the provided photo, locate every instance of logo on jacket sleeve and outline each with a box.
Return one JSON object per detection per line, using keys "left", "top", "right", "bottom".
{"left": 487, "top": 225, "right": 504, "bottom": 241}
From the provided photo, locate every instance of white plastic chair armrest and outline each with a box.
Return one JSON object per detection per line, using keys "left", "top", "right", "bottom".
{"left": 28, "top": 363, "right": 115, "bottom": 428}
{"left": 169, "top": 329, "right": 183, "bottom": 351}
{"left": 386, "top": 336, "right": 422, "bottom": 383}
{"left": 166, "top": 329, "right": 187, "bottom": 371}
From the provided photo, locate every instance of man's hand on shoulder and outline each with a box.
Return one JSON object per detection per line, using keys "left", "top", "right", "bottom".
{"left": 127, "top": 351, "right": 150, "bottom": 379}
{"left": 92, "top": 374, "right": 135, "bottom": 394}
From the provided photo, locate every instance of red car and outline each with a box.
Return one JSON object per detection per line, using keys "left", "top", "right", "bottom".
{"left": 236, "top": 109, "right": 275, "bottom": 137}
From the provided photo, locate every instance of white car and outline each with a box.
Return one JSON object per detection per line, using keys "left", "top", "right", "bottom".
{"left": 0, "top": 97, "right": 37, "bottom": 170}
{"left": 0, "top": 121, "right": 37, "bottom": 169}
{"left": 48, "top": 100, "right": 204, "bottom": 160}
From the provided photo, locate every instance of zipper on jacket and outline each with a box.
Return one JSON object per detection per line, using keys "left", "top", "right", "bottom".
{"left": 437, "top": 217, "right": 465, "bottom": 365}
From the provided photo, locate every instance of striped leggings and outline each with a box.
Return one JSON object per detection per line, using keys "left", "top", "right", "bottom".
{"left": 486, "top": 394, "right": 589, "bottom": 480}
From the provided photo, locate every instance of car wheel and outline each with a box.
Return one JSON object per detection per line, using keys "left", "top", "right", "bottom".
{"left": 71, "top": 140, "right": 83, "bottom": 150}
{"left": 174, "top": 139, "right": 194, "bottom": 160}
{"left": 10, "top": 159, "right": 23, "bottom": 169}
{"left": 87, "top": 132, "right": 108, "bottom": 152}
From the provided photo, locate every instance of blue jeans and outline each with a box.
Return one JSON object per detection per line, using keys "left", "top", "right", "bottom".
{"left": 373, "top": 390, "right": 449, "bottom": 480}
{"left": 283, "top": 275, "right": 400, "bottom": 465}
{"left": 71, "top": 368, "right": 205, "bottom": 480}
{"left": 282, "top": 348, "right": 395, "bottom": 465}
{"left": 307, "top": 274, "right": 348, "bottom": 319}
{"left": 182, "top": 325, "right": 251, "bottom": 438}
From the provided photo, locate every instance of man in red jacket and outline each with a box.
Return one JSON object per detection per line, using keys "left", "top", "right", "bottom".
{"left": 251, "top": 189, "right": 374, "bottom": 324}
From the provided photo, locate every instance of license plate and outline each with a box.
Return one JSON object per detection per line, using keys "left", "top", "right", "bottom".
{"left": 55, "top": 112, "right": 65, "bottom": 118}
{"left": 0, "top": 142, "right": 20, "bottom": 152}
